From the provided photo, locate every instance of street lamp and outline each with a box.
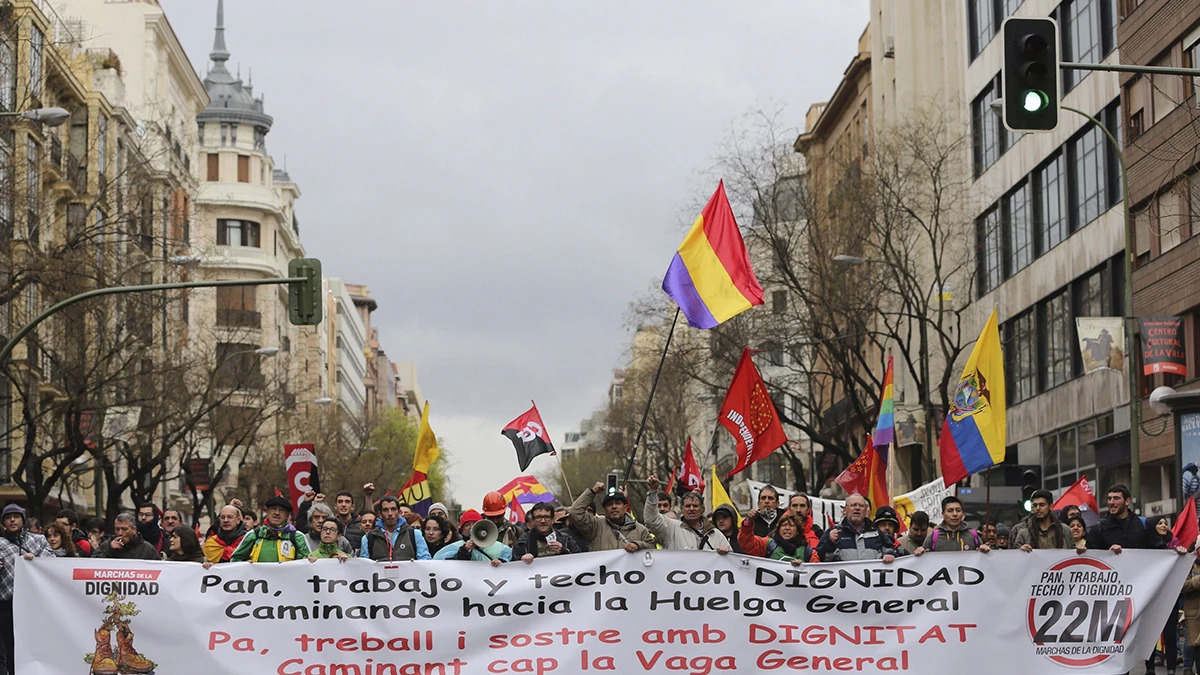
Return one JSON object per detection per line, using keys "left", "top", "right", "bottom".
{"left": 832, "top": 255, "right": 871, "bottom": 265}
{"left": 0, "top": 107, "right": 70, "bottom": 127}
{"left": 312, "top": 397, "right": 333, "bottom": 405}
{"left": 253, "top": 347, "right": 279, "bottom": 357}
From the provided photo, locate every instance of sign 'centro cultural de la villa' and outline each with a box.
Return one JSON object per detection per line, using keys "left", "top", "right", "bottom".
{"left": 15, "top": 550, "right": 1188, "bottom": 675}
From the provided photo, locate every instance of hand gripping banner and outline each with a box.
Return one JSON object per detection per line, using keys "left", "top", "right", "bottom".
{"left": 15, "top": 550, "right": 1189, "bottom": 674}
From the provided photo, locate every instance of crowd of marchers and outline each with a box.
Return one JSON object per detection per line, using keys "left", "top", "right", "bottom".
{"left": 0, "top": 481, "right": 1197, "bottom": 674}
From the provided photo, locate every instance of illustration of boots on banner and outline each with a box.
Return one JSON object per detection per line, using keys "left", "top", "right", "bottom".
{"left": 90, "top": 626, "right": 118, "bottom": 675}
{"left": 114, "top": 626, "right": 154, "bottom": 674}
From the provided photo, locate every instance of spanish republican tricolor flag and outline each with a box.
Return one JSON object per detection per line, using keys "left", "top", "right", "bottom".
{"left": 940, "top": 309, "right": 1006, "bottom": 487}
{"left": 662, "top": 181, "right": 764, "bottom": 329}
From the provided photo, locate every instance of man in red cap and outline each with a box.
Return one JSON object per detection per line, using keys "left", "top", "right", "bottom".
{"left": 481, "top": 491, "right": 521, "bottom": 547}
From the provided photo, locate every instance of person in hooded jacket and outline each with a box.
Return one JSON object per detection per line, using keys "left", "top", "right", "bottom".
{"left": 0, "top": 504, "right": 52, "bottom": 675}
{"left": 568, "top": 481, "right": 655, "bottom": 552}
{"left": 710, "top": 505, "right": 742, "bottom": 554}
{"left": 202, "top": 504, "right": 248, "bottom": 564}
{"left": 739, "top": 511, "right": 817, "bottom": 564}
{"left": 818, "top": 493, "right": 905, "bottom": 562}
{"left": 641, "top": 475, "right": 731, "bottom": 552}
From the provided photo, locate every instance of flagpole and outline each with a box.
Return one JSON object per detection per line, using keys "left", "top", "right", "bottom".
{"left": 555, "top": 453, "right": 575, "bottom": 504}
{"left": 623, "top": 307, "right": 681, "bottom": 483}
{"left": 985, "top": 467, "right": 992, "bottom": 527}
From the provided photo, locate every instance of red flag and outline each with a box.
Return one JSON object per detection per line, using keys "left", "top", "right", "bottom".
{"left": 508, "top": 496, "right": 526, "bottom": 525}
{"left": 1174, "top": 497, "right": 1198, "bottom": 551}
{"left": 1052, "top": 475, "right": 1099, "bottom": 515}
{"left": 667, "top": 439, "right": 706, "bottom": 497}
{"left": 284, "top": 444, "right": 320, "bottom": 514}
{"left": 273, "top": 487, "right": 282, "bottom": 497}
{"left": 501, "top": 402, "right": 556, "bottom": 471}
{"left": 720, "top": 348, "right": 788, "bottom": 477}
{"left": 834, "top": 435, "right": 891, "bottom": 512}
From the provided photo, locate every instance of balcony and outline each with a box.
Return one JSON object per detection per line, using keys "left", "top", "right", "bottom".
{"left": 65, "top": 153, "right": 85, "bottom": 193}
{"left": 216, "top": 308, "right": 261, "bottom": 329}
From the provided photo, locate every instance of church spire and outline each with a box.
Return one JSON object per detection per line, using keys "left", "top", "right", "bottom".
{"left": 210, "top": 0, "right": 230, "bottom": 65}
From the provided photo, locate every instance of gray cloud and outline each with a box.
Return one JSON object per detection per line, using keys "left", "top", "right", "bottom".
{"left": 159, "top": 0, "right": 869, "bottom": 506}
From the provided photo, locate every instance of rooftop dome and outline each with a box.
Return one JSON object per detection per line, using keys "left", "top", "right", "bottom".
{"left": 198, "top": 0, "right": 273, "bottom": 129}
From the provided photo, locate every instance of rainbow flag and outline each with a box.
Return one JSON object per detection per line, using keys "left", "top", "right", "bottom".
{"left": 940, "top": 309, "right": 1006, "bottom": 487}
{"left": 497, "top": 475, "right": 556, "bottom": 506}
{"left": 662, "top": 181, "right": 764, "bottom": 329}
{"left": 873, "top": 355, "right": 895, "bottom": 458}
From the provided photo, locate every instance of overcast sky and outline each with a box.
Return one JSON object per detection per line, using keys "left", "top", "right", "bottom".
{"left": 159, "top": 0, "right": 869, "bottom": 509}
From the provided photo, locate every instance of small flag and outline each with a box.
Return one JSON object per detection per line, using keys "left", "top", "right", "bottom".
{"left": 284, "top": 444, "right": 320, "bottom": 514}
{"left": 501, "top": 402, "right": 555, "bottom": 471}
{"left": 401, "top": 401, "right": 440, "bottom": 516}
{"left": 508, "top": 496, "right": 526, "bottom": 525}
{"left": 662, "top": 181, "right": 765, "bottom": 329}
{"left": 1173, "top": 497, "right": 1198, "bottom": 551}
{"left": 497, "top": 475, "right": 557, "bottom": 506}
{"left": 873, "top": 356, "right": 895, "bottom": 460}
{"left": 273, "top": 487, "right": 282, "bottom": 497}
{"left": 710, "top": 465, "right": 739, "bottom": 520}
{"left": 720, "top": 348, "right": 788, "bottom": 477}
{"left": 940, "top": 308, "right": 1006, "bottom": 487}
{"left": 666, "top": 439, "right": 705, "bottom": 497}
{"left": 835, "top": 435, "right": 890, "bottom": 513}
{"left": 1052, "top": 475, "right": 1099, "bottom": 514}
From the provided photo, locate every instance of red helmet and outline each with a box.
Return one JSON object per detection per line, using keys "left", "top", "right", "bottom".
{"left": 482, "top": 491, "right": 507, "bottom": 517}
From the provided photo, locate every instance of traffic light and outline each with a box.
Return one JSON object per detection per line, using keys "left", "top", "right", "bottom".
{"left": 1002, "top": 17, "right": 1059, "bottom": 132}
{"left": 1021, "top": 469, "right": 1040, "bottom": 512}
{"left": 287, "top": 258, "right": 322, "bottom": 326}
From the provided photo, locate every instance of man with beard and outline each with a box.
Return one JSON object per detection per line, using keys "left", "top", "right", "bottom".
{"left": 897, "top": 510, "right": 930, "bottom": 554}
{"left": 752, "top": 485, "right": 787, "bottom": 536}
{"left": 1086, "top": 484, "right": 1186, "bottom": 554}
{"left": 568, "top": 481, "right": 654, "bottom": 552}
{"left": 361, "top": 496, "right": 430, "bottom": 561}
{"left": 99, "top": 513, "right": 160, "bottom": 560}
{"left": 642, "top": 475, "right": 731, "bottom": 552}
{"left": 0, "top": 505, "right": 52, "bottom": 674}
{"left": 513, "top": 502, "right": 582, "bottom": 563}
{"left": 231, "top": 496, "right": 310, "bottom": 562}
{"left": 202, "top": 504, "right": 248, "bottom": 564}
{"left": 135, "top": 503, "right": 165, "bottom": 556}
{"left": 788, "top": 493, "right": 823, "bottom": 542}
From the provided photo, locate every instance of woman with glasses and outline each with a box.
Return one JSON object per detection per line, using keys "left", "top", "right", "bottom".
{"left": 307, "top": 521, "right": 351, "bottom": 562}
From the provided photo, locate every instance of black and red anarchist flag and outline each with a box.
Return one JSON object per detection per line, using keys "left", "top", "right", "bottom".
{"left": 501, "top": 402, "right": 555, "bottom": 471}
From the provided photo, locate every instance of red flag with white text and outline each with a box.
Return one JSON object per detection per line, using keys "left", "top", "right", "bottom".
{"left": 1052, "top": 475, "right": 1099, "bottom": 515}
{"left": 720, "top": 348, "right": 788, "bottom": 477}
{"left": 666, "top": 439, "right": 706, "bottom": 497}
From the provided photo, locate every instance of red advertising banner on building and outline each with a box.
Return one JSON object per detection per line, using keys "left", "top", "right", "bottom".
{"left": 1140, "top": 317, "right": 1186, "bottom": 376}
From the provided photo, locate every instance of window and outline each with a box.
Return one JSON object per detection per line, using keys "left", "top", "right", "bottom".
{"left": 215, "top": 345, "right": 264, "bottom": 390}
{"left": 0, "top": 134, "right": 11, "bottom": 239}
{"left": 1074, "top": 266, "right": 1110, "bottom": 318}
{"left": 1158, "top": 189, "right": 1183, "bottom": 254}
{"left": 216, "top": 286, "right": 260, "bottom": 328}
{"left": 97, "top": 116, "right": 107, "bottom": 178}
{"left": 197, "top": 122, "right": 205, "bottom": 143}
{"left": 28, "top": 25, "right": 42, "bottom": 98}
{"left": 977, "top": 207, "right": 1002, "bottom": 295}
{"left": 771, "top": 290, "right": 787, "bottom": 314}
{"left": 220, "top": 123, "right": 228, "bottom": 145}
{"left": 25, "top": 138, "right": 37, "bottom": 244}
{"left": 1038, "top": 153, "right": 1068, "bottom": 251}
{"left": 237, "top": 155, "right": 249, "bottom": 183}
{"left": 1187, "top": 38, "right": 1200, "bottom": 103}
{"left": 0, "top": 38, "right": 13, "bottom": 112}
{"left": 969, "top": 0, "right": 997, "bottom": 59}
{"left": 1005, "top": 181, "right": 1034, "bottom": 274}
{"left": 1190, "top": 171, "right": 1200, "bottom": 225}
{"left": 1041, "top": 416, "right": 1103, "bottom": 492}
{"left": 1006, "top": 310, "right": 1036, "bottom": 404}
{"left": 216, "top": 219, "right": 260, "bottom": 247}
{"left": 1042, "top": 289, "right": 1072, "bottom": 389}
{"left": 972, "top": 84, "right": 1000, "bottom": 174}
{"left": 1072, "top": 125, "right": 1106, "bottom": 229}
{"left": 207, "top": 153, "right": 219, "bottom": 181}
{"left": 230, "top": 124, "right": 238, "bottom": 145}
{"left": 1063, "top": 0, "right": 1116, "bottom": 90}
{"left": 254, "top": 127, "right": 266, "bottom": 150}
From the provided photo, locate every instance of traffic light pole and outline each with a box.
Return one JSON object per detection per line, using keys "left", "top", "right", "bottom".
{"left": 0, "top": 277, "right": 307, "bottom": 366}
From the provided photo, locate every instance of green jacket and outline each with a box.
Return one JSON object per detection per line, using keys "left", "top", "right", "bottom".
{"left": 231, "top": 526, "right": 310, "bottom": 562}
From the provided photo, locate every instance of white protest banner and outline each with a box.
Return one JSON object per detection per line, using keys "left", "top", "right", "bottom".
{"left": 15, "top": 550, "right": 1188, "bottom": 674}
{"left": 893, "top": 478, "right": 956, "bottom": 526}
{"left": 748, "top": 479, "right": 844, "bottom": 527}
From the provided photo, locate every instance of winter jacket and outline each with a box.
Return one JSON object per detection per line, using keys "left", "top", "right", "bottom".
{"left": 738, "top": 518, "right": 818, "bottom": 562}
{"left": 70, "top": 528, "right": 92, "bottom": 556}
{"left": 231, "top": 526, "right": 310, "bottom": 562}
{"left": 710, "top": 505, "right": 743, "bottom": 554}
{"left": 1086, "top": 512, "right": 1156, "bottom": 551}
{"left": 339, "top": 514, "right": 365, "bottom": 550}
{"left": 898, "top": 531, "right": 925, "bottom": 554}
{"left": 817, "top": 517, "right": 903, "bottom": 561}
{"left": 1183, "top": 558, "right": 1200, "bottom": 648}
{"left": 922, "top": 521, "right": 983, "bottom": 552}
{"left": 1012, "top": 516, "right": 1073, "bottom": 550}
{"left": 752, "top": 508, "right": 787, "bottom": 537}
{"left": 568, "top": 489, "right": 655, "bottom": 552}
{"left": 202, "top": 526, "right": 248, "bottom": 564}
{"left": 434, "top": 540, "right": 512, "bottom": 562}
{"left": 99, "top": 534, "right": 160, "bottom": 560}
{"left": 642, "top": 494, "right": 730, "bottom": 551}
{"left": 168, "top": 551, "right": 206, "bottom": 563}
{"left": 304, "top": 532, "right": 354, "bottom": 557}
{"left": 360, "top": 523, "right": 430, "bottom": 561}
{"left": 512, "top": 528, "right": 583, "bottom": 560}
{"left": 309, "top": 542, "right": 348, "bottom": 559}
{"left": 554, "top": 522, "right": 591, "bottom": 553}
{"left": 0, "top": 531, "right": 53, "bottom": 600}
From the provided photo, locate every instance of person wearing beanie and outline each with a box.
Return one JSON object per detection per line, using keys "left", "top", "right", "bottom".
{"left": 0, "top": 504, "right": 51, "bottom": 674}
{"left": 995, "top": 523, "right": 1011, "bottom": 549}
{"left": 429, "top": 502, "right": 450, "bottom": 521}
{"left": 873, "top": 506, "right": 901, "bottom": 538}
{"left": 231, "top": 496, "right": 310, "bottom": 562}
{"left": 98, "top": 512, "right": 160, "bottom": 560}
{"left": 458, "top": 509, "right": 482, "bottom": 540}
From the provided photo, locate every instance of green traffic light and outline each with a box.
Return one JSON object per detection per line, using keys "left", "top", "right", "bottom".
{"left": 1023, "top": 90, "right": 1049, "bottom": 112}
{"left": 1023, "top": 499, "right": 1032, "bottom": 512}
